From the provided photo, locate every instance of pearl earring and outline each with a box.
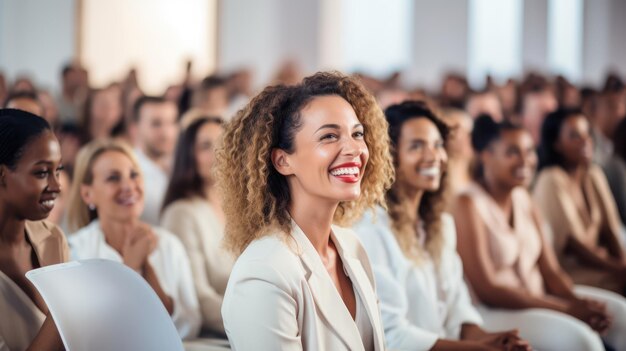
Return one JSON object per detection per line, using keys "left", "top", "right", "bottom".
{"left": 88, "top": 204, "right": 96, "bottom": 211}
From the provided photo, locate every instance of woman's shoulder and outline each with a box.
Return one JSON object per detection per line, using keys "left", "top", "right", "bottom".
{"left": 229, "top": 233, "right": 306, "bottom": 291}
{"left": 67, "top": 221, "right": 100, "bottom": 244}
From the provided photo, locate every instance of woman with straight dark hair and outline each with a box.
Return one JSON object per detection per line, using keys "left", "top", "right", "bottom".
{"left": 160, "top": 116, "right": 233, "bottom": 336}
{"left": 0, "top": 109, "right": 67, "bottom": 351}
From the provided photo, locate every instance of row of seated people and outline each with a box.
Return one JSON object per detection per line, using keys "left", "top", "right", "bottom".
{"left": 1, "top": 71, "right": 626, "bottom": 351}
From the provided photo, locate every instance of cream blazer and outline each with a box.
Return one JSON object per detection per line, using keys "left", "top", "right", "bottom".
{"left": 0, "top": 221, "right": 69, "bottom": 351}
{"left": 221, "top": 222, "right": 386, "bottom": 351}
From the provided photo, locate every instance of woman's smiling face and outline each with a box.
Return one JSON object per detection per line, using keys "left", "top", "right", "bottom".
{"left": 273, "top": 95, "right": 369, "bottom": 204}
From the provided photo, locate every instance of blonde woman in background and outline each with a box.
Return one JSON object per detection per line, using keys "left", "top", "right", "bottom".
{"left": 217, "top": 72, "right": 394, "bottom": 350}
{"left": 66, "top": 139, "right": 201, "bottom": 340}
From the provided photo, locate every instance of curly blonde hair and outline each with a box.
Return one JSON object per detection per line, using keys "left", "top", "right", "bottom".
{"left": 216, "top": 71, "right": 394, "bottom": 255}
{"left": 384, "top": 101, "right": 450, "bottom": 265}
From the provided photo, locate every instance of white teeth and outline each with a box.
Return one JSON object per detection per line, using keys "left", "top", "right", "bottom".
{"left": 330, "top": 167, "right": 359, "bottom": 176}
{"left": 418, "top": 167, "right": 440, "bottom": 177}
{"left": 40, "top": 200, "right": 55, "bottom": 208}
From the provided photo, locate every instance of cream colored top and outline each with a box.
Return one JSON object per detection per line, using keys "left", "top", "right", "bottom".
{"left": 533, "top": 165, "right": 624, "bottom": 292}
{"left": 462, "top": 183, "right": 545, "bottom": 296}
{"left": 0, "top": 221, "right": 69, "bottom": 351}
{"left": 161, "top": 197, "right": 234, "bottom": 335}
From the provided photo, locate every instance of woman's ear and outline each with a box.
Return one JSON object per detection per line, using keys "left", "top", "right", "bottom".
{"left": 271, "top": 148, "right": 293, "bottom": 176}
{"left": 0, "top": 166, "right": 5, "bottom": 187}
{"left": 80, "top": 184, "right": 95, "bottom": 208}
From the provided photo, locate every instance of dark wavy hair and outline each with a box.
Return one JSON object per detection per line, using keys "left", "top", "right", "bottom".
{"left": 537, "top": 108, "right": 584, "bottom": 170}
{"left": 161, "top": 116, "right": 224, "bottom": 213}
{"left": 384, "top": 100, "right": 449, "bottom": 264}
{"left": 0, "top": 108, "right": 51, "bottom": 170}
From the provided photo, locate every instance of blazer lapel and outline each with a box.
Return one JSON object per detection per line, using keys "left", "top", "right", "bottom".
{"left": 25, "top": 221, "right": 63, "bottom": 266}
{"left": 290, "top": 222, "right": 365, "bottom": 351}
{"left": 332, "top": 228, "right": 386, "bottom": 351}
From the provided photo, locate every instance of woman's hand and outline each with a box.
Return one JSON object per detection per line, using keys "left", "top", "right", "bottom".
{"left": 474, "top": 330, "right": 532, "bottom": 351}
{"left": 566, "top": 297, "right": 612, "bottom": 334}
{"left": 121, "top": 223, "right": 158, "bottom": 272}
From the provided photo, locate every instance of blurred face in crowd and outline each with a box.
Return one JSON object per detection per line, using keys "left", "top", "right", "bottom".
{"left": 38, "top": 91, "right": 60, "bottom": 125}
{"left": 136, "top": 101, "right": 179, "bottom": 159}
{"left": 555, "top": 114, "right": 594, "bottom": 168}
{"left": 482, "top": 129, "right": 537, "bottom": 189}
{"left": 196, "top": 86, "right": 229, "bottom": 116}
{"left": 466, "top": 92, "right": 503, "bottom": 122}
{"left": 195, "top": 122, "right": 223, "bottom": 184}
{"left": 272, "top": 95, "right": 369, "bottom": 204}
{"left": 396, "top": 117, "right": 447, "bottom": 193}
{"left": 81, "top": 150, "right": 144, "bottom": 223}
{"left": 1, "top": 131, "right": 62, "bottom": 221}
{"left": 6, "top": 97, "right": 44, "bottom": 116}
{"left": 91, "top": 88, "right": 123, "bottom": 135}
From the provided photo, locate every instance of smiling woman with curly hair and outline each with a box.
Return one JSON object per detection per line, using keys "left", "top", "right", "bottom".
{"left": 217, "top": 71, "right": 394, "bottom": 350}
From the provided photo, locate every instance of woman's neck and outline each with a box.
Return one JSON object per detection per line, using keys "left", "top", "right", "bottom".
{"left": 481, "top": 176, "right": 513, "bottom": 211}
{"left": 404, "top": 185, "right": 424, "bottom": 223}
{"left": 0, "top": 207, "right": 26, "bottom": 246}
{"left": 99, "top": 217, "right": 139, "bottom": 252}
{"left": 564, "top": 164, "right": 587, "bottom": 185}
{"left": 288, "top": 191, "right": 337, "bottom": 257}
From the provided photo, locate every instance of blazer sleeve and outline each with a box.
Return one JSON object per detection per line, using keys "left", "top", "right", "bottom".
{"left": 161, "top": 203, "right": 226, "bottom": 334}
{"left": 439, "top": 214, "right": 483, "bottom": 338}
{"left": 589, "top": 166, "right": 624, "bottom": 246}
{"left": 353, "top": 215, "right": 440, "bottom": 351}
{"left": 222, "top": 259, "right": 303, "bottom": 351}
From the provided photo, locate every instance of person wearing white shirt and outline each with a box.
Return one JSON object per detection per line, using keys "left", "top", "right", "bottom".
{"left": 66, "top": 139, "right": 201, "bottom": 340}
{"left": 217, "top": 72, "right": 394, "bottom": 350}
{"left": 130, "top": 96, "right": 179, "bottom": 225}
{"left": 354, "top": 101, "right": 530, "bottom": 351}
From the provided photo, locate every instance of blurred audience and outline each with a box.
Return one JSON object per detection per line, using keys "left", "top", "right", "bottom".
{"left": 455, "top": 115, "right": 624, "bottom": 351}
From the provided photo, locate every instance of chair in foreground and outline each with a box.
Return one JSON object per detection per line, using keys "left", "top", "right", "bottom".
{"left": 26, "top": 259, "right": 185, "bottom": 351}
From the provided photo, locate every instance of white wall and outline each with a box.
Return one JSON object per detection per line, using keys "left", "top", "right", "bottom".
{"left": 406, "top": 0, "right": 469, "bottom": 90}
{"left": 523, "top": 0, "right": 549, "bottom": 73}
{"left": 218, "top": 0, "right": 322, "bottom": 89}
{"left": 81, "top": 0, "right": 217, "bottom": 95}
{"left": 0, "top": 0, "right": 75, "bottom": 93}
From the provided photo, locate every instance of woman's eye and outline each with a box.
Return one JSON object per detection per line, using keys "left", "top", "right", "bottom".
{"left": 320, "top": 134, "right": 338, "bottom": 141}
{"left": 353, "top": 131, "right": 364, "bottom": 139}
{"left": 35, "top": 170, "right": 49, "bottom": 179}
{"left": 106, "top": 175, "right": 120, "bottom": 182}
{"left": 130, "top": 171, "right": 140, "bottom": 179}
{"left": 435, "top": 141, "right": 445, "bottom": 149}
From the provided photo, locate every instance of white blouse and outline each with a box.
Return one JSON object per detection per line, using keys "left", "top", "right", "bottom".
{"left": 68, "top": 220, "right": 201, "bottom": 339}
{"left": 353, "top": 207, "right": 482, "bottom": 351}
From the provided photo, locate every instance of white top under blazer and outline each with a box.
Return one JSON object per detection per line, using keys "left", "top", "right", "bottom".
{"left": 353, "top": 208, "right": 482, "bottom": 351}
{"left": 221, "top": 221, "right": 386, "bottom": 351}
